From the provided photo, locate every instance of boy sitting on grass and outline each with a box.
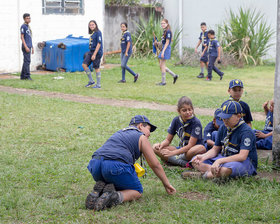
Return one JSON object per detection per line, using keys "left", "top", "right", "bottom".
{"left": 221, "top": 79, "right": 253, "bottom": 127}
{"left": 255, "top": 99, "right": 274, "bottom": 150}
{"left": 203, "top": 108, "right": 224, "bottom": 151}
{"left": 182, "top": 101, "right": 258, "bottom": 179}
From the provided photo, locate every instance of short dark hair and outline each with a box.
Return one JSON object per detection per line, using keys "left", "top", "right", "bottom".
{"left": 200, "top": 22, "right": 206, "bottom": 26}
{"left": 208, "top": 29, "right": 215, "bottom": 35}
{"left": 121, "top": 22, "right": 128, "bottom": 28}
{"left": 23, "top": 13, "right": 30, "bottom": 19}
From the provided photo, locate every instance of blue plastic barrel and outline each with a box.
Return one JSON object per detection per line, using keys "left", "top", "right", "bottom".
{"left": 42, "top": 35, "right": 90, "bottom": 72}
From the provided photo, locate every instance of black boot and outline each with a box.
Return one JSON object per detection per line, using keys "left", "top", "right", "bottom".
{"left": 197, "top": 73, "right": 204, "bottom": 78}
{"left": 85, "top": 181, "right": 106, "bottom": 210}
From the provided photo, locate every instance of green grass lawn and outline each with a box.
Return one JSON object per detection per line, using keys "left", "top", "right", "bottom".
{"left": 0, "top": 56, "right": 275, "bottom": 112}
{"left": 1, "top": 92, "right": 279, "bottom": 223}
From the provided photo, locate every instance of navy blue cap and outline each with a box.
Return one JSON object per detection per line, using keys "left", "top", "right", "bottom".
{"left": 129, "top": 115, "right": 157, "bottom": 132}
{"left": 229, "top": 79, "right": 243, "bottom": 89}
{"left": 218, "top": 101, "right": 243, "bottom": 119}
{"left": 214, "top": 108, "right": 224, "bottom": 126}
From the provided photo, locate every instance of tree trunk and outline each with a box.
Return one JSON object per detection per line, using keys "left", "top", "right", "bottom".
{"left": 272, "top": 0, "right": 280, "bottom": 168}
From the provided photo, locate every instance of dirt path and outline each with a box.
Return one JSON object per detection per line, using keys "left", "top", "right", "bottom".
{"left": 0, "top": 85, "right": 278, "bottom": 181}
{"left": 0, "top": 85, "right": 265, "bottom": 120}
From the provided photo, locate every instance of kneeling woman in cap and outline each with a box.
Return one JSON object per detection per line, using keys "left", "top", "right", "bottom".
{"left": 86, "top": 115, "right": 176, "bottom": 211}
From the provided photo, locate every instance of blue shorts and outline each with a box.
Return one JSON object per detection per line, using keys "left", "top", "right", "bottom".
{"left": 200, "top": 53, "right": 208, "bottom": 63}
{"left": 87, "top": 157, "right": 143, "bottom": 193}
{"left": 202, "top": 154, "right": 257, "bottom": 177}
{"left": 158, "top": 45, "right": 171, "bottom": 60}
{"left": 83, "top": 51, "right": 102, "bottom": 69}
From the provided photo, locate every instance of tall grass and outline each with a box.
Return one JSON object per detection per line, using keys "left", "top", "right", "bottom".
{"left": 218, "top": 7, "right": 274, "bottom": 65}
{"left": 132, "top": 11, "right": 182, "bottom": 57}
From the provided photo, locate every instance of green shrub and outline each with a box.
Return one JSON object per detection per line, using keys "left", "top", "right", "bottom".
{"left": 218, "top": 7, "right": 274, "bottom": 65}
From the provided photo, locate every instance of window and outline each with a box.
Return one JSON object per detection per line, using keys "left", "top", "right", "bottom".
{"left": 42, "top": 0, "right": 84, "bottom": 15}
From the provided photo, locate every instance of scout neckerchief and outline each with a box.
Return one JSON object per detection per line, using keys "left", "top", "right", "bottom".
{"left": 201, "top": 31, "right": 207, "bottom": 45}
{"left": 221, "top": 119, "right": 245, "bottom": 156}
{"left": 24, "top": 23, "right": 32, "bottom": 37}
{"left": 89, "top": 30, "right": 95, "bottom": 48}
{"left": 207, "top": 37, "right": 215, "bottom": 53}
{"left": 178, "top": 115, "right": 194, "bottom": 147}
{"left": 229, "top": 96, "right": 239, "bottom": 102}
{"left": 120, "top": 30, "right": 129, "bottom": 43}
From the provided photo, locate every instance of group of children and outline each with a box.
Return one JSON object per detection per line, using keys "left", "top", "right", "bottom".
{"left": 20, "top": 14, "right": 220, "bottom": 86}
{"left": 195, "top": 22, "right": 224, "bottom": 81}
{"left": 86, "top": 78, "right": 274, "bottom": 211}
{"left": 81, "top": 18, "right": 179, "bottom": 88}
{"left": 19, "top": 14, "right": 275, "bottom": 212}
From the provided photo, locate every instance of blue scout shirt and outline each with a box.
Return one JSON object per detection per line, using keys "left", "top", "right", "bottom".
{"left": 89, "top": 30, "right": 103, "bottom": 56}
{"left": 20, "top": 23, "right": 32, "bottom": 48}
{"left": 215, "top": 122, "right": 258, "bottom": 169}
{"left": 161, "top": 29, "right": 172, "bottom": 46}
{"left": 203, "top": 121, "right": 217, "bottom": 143}
{"left": 120, "top": 31, "right": 132, "bottom": 55}
{"left": 264, "top": 111, "right": 273, "bottom": 131}
{"left": 168, "top": 116, "right": 203, "bottom": 147}
{"left": 92, "top": 127, "right": 143, "bottom": 165}
{"left": 221, "top": 100, "right": 253, "bottom": 124}
{"left": 207, "top": 38, "right": 220, "bottom": 57}
{"left": 199, "top": 31, "right": 208, "bottom": 51}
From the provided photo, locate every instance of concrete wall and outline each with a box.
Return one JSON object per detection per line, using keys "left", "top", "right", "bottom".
{"left": 104, "top": 6, "right": 162, "bottom": 52}
{"left": 0, "top": 0, "right": 104, "bottom": 73}
{"left": 163, "top": 0, "right": 277, "bottom": 58}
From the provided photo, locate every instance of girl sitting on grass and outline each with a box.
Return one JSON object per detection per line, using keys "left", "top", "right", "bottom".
{"left": 153, "top": 96, "right": 206, "bottom": 167}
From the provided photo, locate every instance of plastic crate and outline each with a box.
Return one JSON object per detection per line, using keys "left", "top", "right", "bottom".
{"left": 42, "top": 35, "right": 89, "bottom": 72}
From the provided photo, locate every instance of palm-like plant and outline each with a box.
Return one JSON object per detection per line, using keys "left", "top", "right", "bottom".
{"left": 218, "top": 7, "right": 274, "bottom": 65}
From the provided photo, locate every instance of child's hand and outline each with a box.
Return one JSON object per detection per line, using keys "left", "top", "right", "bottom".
{"left": 153, "top": 143, "right": 161, "bottom": 150}
{"left": 91, "top": 54, "right": 96, "bottom": 61}
{"left": 211, "top": 160, "right": 222, "bottom": 175}
{"left": 195, "top": 48, "right": 198, "bottom": 53}
{"left": 255, "top": 131, "right": 266, "bottom": 139}
{"left": 192, "top": 155, "right": 204, "bottom": 165}
{"left": 25, "top": 47, "right": 30, "bottom": 53}
{"left": 263, "top": 101, "right": 269, "bottom": 110}
{"left": 161, "top": 52, "right": 164, "bottom": 59}
{"left": 161, "top": 149, "right": 175, "bottom": 157}
{"left": 164, "top": 184, "right": 176, "bottom": 195}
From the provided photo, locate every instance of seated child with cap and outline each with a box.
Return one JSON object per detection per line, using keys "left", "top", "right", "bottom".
{"left": 254, "top": 99, "right": 274, "bottom": 150}
{"left": 182, "top": 101, "right": 258, "bottom": 179}
{"left": 203, "top": 108, "right": 224, "bottom": 151}
{"left": 221, "top": 79, "right": 253, "bottom": 127}
{"left": 86, "top": 115, "right": 176, "bottom": 211}
{"left": 153, "top": 96, "right": 206, "bottom": 167}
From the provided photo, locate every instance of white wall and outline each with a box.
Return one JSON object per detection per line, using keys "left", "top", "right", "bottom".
{"left": 0, "top": 0, "right": 104, "bottom": 73}
{"left": 163, "top": 0, "right": 277, "bottom": 58}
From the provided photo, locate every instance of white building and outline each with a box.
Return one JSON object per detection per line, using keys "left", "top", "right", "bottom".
{"left": 0, "top": 0, "right": 104, "bottom": 73}
{"left": 163, "top": 0, "right": 277, "bottom": 59}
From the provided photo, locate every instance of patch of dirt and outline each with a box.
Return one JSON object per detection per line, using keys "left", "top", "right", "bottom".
{"left": 101, "top": 63, "right": 120, "bottom": 69}
{"left": 0, "top": 74, "right": 19, "bottom": 79}
{"left": 31, "top": 70, "right": 55, "bottom": 75}
{"left": 0, "top": 85, "right": 265, "bottom": 120}
{"left": 179, "top": 191, "right": 210, "bottom": 201}
{"left": 257, "top": 171, "right": 280, "bottom": 182}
